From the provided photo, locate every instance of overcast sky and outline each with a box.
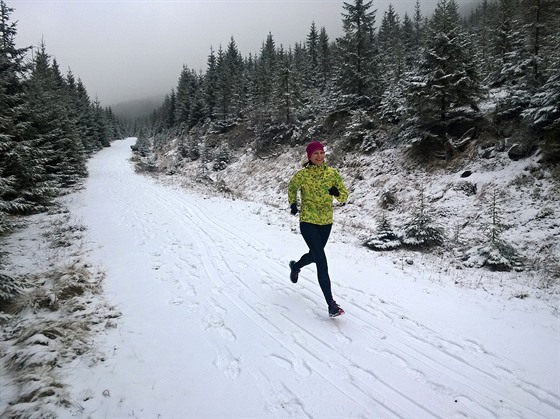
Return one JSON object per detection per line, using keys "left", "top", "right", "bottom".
{"left": 12, "top": 0, "right": 471, "bottom": 106}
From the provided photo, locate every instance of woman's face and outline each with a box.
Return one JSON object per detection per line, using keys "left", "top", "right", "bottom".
{"left": 309, "top": 149, "right": 325, "bottom": 165}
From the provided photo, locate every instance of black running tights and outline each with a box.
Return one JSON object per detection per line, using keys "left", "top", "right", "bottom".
{"left": 295, "top": 222, "right": 333, "bottom": 305}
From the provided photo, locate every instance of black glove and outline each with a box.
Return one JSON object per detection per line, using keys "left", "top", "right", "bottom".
{"left": 290, "top": 203, "right": 299, "bottom": 215}
{"left": 328, "top": 186, "right": 340, "bottom": 197}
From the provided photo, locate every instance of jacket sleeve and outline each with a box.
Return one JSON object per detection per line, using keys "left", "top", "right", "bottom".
{"left": 287, "top": 171, "right": 302, "bottom": 205}
{"left": 333, "top": 169, "right": 348, "bottom": 204}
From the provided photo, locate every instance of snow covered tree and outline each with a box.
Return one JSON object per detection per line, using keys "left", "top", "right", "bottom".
{"left": 212, "top": 145, "right": 231, "bottom": 171}
{"left": 26, "top": 43, "right": 87, "bottom": 188}
{"left": 215, "top": 37, "right": 245, "bottom": 120}
{"left": 402, "top": 187, "right": 445, "bottom": 248}
{"left": 317, "top": 27, "right": 332, "bottom": 92}
{"left": 523, "top": 72, "right": 560, "bottom": 161}
{"left": 0, "top": 3, "right": 58, "bottom": 214}
{"left": 467, "top": 0, "right": 497, "bottom": 80}
{"left": 203, "top": 47, "right": 218, "bottom": 120}
{"left": 275, "top": 53, "right": 303, "bottom": 124}
{"left": 364, "top": 212, "right": 402, "bottom": 250}
{"left": 91, "top": 99, "right": 114, "bottom": 148}
{"left": 175, "top": 65, "right": 198, "bottom": 126}
{"left": 377, "top": 5, "right": 407, "bottom": 123}
{"left": 160, "top": 90, "right": 176, "bottom": 129}
{"left": 401, "top": 12, "right": 419, "bottom": 72}
{"left": 334, "top": 0, "right": 379, "bottom": 108}
{"left": 71, "top": 78, "right": 101, "bottom": 154}
{"left": 378, "top": 4, "right": 404, "bottom": 86}
{"left": 405, "top": 0, "right": 482, "bottom": 156}
{"left": 0, "top": 0, "right": 30, "bottom": 229}
{"left": 254, "top": 33, "right": 278, "bottom": 116}
{"left": 464, "top": 189, "right": 521, "bottom": 271}
{"left": 521, "top": 0, "right": 560, "bottom": 85}
{"left": 413, "top": 0, "right": 425, "bottom": 49}
{"left": 306, "top": 22, "right": 320, "bottom": 89}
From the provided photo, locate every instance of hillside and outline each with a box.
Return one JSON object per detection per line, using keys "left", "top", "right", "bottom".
{"left": 133, "top": 111, "right": 560, "bottom": 302}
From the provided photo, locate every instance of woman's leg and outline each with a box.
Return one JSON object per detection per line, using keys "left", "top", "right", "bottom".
{"left": 299, "top": 222, "right": 333, "bottom": 304}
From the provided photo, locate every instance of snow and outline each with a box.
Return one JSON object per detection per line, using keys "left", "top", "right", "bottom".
{"left": 1, "top": 137, "right": 559, "bottom": 418}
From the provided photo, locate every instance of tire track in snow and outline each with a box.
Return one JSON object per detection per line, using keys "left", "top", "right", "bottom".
{"left": 157, "top": 167, "right": 559, "bottom": 418}
{"left": 145, "top": 173, "right": 446, "bottom": 417}
{"left": 339, "top": 287, "right": 560, "bottom": 417}
{"left": 84, "top": 139, "right": 558, "bottom": 418}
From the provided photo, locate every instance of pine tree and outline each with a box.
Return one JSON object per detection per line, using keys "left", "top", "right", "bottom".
{"left": 365, "top": 212, "right": 402, "bottom": 250}
{"left": 317, "top": 27, "right": 332, "bottom": 92}
{"left": 335, "top": 0, "right": 378, "bottom": 107}
{"left": 405, "top": 0, "right": 482, "bottom": 154}
{"left": 160, "top": 90, "right": 176, "bottom": 129}
{"left": 255, "top": 33, "right": 278, "bottom": 115}
{"left": 464, "top": 189, "right": 521, "bottom": 271}
{"left": 378, "top": 4, "right": 404, "bottom": 85}
{"left": 71, "top": 78, "right": 100, "bottom": 154}
{"left": 378, "top": 5, "right": 407, "bottom": 123}
{"left": 403, "top": 186, "right": 445, "bottom": 248}
{"left": 306, "top": 22, "right": 320, "bottom": 89}
{"left": 203, "top": 47, "right": 218, "bottom": 120}
{"left": 413, "top": 0, "right": 424, "bottom": 49}
{"left": 175, "top": 65, "right": 197, "bottom": 126}
{"left": 401, "top": 13, "right": 418, "bottom": 72}
{"left": 225, "top": 37, "right": 245, "bottom": 118}
{"left": 27, "top": 43, "right": 87, "bottom": 188}
{"left": 0, "top": 0, "right": 30, "bottom": 229}
{"left": 1, "top": 2, "right": 58, "bottom": 214}
{"left": 523, "top": 72, "right": 560, "bottom": 161}
{"left": 275, "top": 49, "right": 303, "bottom": 124}
{"left": 213, "top": 38, "right": 244, "bottom": 121}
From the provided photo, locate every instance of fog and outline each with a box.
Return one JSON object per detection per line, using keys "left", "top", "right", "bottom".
{"left": 12, "top": 0, "right": 475, "bottom": 107}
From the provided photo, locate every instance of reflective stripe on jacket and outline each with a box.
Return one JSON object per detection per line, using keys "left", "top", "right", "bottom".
{"left": 288, "top": 163, "right": 348, "bottom": 225}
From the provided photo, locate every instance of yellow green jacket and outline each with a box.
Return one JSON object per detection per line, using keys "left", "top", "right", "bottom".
{"left": 288, "top": 163, "right": 348, "bottom": 225}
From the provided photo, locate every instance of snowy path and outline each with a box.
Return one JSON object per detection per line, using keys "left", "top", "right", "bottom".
{"left": 65, "top": 138, "right": 559, "bottom": 418}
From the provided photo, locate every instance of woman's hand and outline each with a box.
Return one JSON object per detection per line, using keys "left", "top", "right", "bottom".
{"left": 328, "top": 186, "right": 340, "bottom": 197}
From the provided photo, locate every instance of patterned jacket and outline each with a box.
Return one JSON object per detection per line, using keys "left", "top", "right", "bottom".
{"left": 288, "top": 163, "right": 348, "bottom": 225}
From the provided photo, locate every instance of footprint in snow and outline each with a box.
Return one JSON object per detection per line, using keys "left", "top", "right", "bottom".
{"left": 215, "top": 353, "right": 241, "bottom": 380}
{"left": 169, "top": 297, "right": 184, "bottom": 306}
{"left": 205, "top": 316, "right": 237, "bottom": 342}
{"left": 269, "top": 354, "right": 312, "bottom": 377}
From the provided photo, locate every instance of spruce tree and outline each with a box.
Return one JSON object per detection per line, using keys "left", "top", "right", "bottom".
{"left": 403, "top": 186, "right": 445, "bottom": 248}
{"left": 27, "top": 43, "right": 87, "bottom": 188}
{"left": 523, "top": 72, "right": 560, "bottom": 161}
{"left": 225, "top": 37, "right": 245, "bottom": 118}
{"left": 306, "top": 22, "right": 320, "bottom": 89}
{"left": 317, "top": 27, "right": 332, "bottom": 92}
{"left": 378, "top": 5, "right": 406, "bottom": 123}
{"left": 401, "top": 13, "right": 419, "bottom": 72}
{"left": 73, "top": 78, "right": 100, "bottom": 154}
{"left": 256, "top": 33, "right": 278, "bottom": 115}
{"left": 335, "top": 0, "right": 378, "bottom": 108}
{"left": 365, "top": 212, "right": 401, "bottom": 251}
{"left": 0, "top": 0, "right": 30, "bottom": 228}
{"left": 465, "top": 189, "right": 520, "bottom": 271}
{"left": 405, "top": 0, "right": 482, "bottom": 154}
{"left": 275, "top": 48, "right": 303, "bottom": 124}
{"left": 175, "top": 65, "right": 197, "bottom": 126}
{"left": 1, "top": 2, "right": 57, "bottom": 214}
{"left": 203, "top": 47, "right": 218, "bottom": 120}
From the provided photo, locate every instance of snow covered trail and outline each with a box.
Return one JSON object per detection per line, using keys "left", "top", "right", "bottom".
{"left": 63, "top": 138, "right": 559, "bottom": 418}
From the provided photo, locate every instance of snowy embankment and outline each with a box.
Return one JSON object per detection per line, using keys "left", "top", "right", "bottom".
{"left": 2, "top": 137, "right": 559, "bottom": 418}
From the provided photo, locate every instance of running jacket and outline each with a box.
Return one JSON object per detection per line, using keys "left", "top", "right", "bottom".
{"left": 288, "top": 163, "right": 348, "bottom": 225}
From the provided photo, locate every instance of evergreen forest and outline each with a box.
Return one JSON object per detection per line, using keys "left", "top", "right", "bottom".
{"left": 134, "top": 0, "right": 559, "bottom": 169}
{"left": 0, "top": 1, "right": 123, "bottom": 234}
